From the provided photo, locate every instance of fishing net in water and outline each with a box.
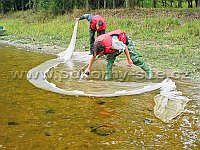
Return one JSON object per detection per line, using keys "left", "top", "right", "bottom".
{"left": 27, "top": 21, "right": 191, "bottom": 123}
{"left": 154, "top": 79, "right": 191, "bottom": 123}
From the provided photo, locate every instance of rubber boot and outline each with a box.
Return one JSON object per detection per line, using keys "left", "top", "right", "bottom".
{"left": 132, "top": 56, "right": 153, "bottom": 80}
{"left": 140, "top": 63, "right": 153, "bottom": 80}
{"left": 105, "top": 60, "right": 114, "bottom": 80}
{"left": 127, "top": 36, "right": 153, "bottom": 79}
{"left": 105, "top": 53, "right": 116, "bottom": 80}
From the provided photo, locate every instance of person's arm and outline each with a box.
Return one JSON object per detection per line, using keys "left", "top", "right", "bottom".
{"left": 78, "top": 14, "right": 92, "bottom": 21}
{"left": 84, "top": 55, "right": 96, "bottom": 74}
{"left": 124, "top": 47, "right": 133, "bottom": 67}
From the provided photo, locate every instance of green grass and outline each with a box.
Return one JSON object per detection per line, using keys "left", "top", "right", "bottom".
{"left": 0, "top": 8, "right": 200, "bottom": 80}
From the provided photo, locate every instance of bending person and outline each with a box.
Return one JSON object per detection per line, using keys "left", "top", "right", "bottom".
{"left": 84, "top": 30, "right": 153, "bottom": 80}
{"left": 77, "top": 14, "right": 106, "bottom": 54}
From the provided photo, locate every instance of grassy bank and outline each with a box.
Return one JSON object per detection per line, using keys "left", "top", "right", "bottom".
{"left": 0, "top": 8, "right": 200, "bottom": 80}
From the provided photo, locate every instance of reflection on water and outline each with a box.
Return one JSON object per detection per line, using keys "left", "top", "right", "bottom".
{"left": 0, "top": 44, "right": 199, "bottom": 149}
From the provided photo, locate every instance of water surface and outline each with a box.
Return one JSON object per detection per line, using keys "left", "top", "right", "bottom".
{"left": 0, "top": 44, "right": 199, "bottom": 149}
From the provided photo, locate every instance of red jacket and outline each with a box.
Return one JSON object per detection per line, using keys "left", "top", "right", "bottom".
{"left": 90, "top": 15, "right": 106, "bottom": 31}
{"left": 95, "top": 30, "right": 127, "bottom": 55}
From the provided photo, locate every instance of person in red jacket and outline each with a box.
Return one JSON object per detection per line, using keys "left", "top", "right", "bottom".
{"left": 84, "top": 30, "right": 153, "bottom": 80}
{"left": 77, "top": 14, "right": 106, "bottom": 54}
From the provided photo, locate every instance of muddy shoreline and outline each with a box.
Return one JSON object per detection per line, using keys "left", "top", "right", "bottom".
{"left": 0, "top": 39, "right": 65, "bottom": 55}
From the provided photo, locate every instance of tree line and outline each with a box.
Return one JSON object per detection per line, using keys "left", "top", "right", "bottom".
{"left": 0, "top": 0, "right": 200, "bottom": 14}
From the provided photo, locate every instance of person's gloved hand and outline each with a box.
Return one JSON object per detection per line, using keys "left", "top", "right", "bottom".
{"left": 79, "top": 68, "right": 90, "bottom": 80}
{"left": 84, "top": 71, "right": 90, "bottom": 76}
{"left": 84, "top": 68, "right": 90, "bottom": 76}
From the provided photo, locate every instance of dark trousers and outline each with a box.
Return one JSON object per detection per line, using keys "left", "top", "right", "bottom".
{"left": 89, "top": 27, "right": 105, "bottom": 54}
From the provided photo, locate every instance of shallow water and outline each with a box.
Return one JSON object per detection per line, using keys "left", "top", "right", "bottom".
{"left": 0, "top": 44, "right": 199, "bottom": 149}
{"left": 46, "top": 55, "right": 157, "bottom": 94}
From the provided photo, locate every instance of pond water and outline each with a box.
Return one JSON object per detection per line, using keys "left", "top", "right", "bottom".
{"left": 0, "top": 44, "right": 199, "bottom": 149}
